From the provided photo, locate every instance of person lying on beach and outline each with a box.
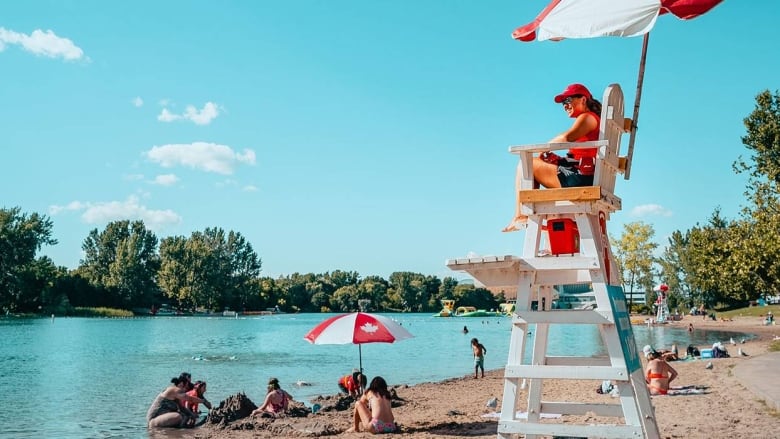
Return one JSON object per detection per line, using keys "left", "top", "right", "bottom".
{"left": 645, "top": 351, "right": 678, "bottom": 396}
{"left": 251, "top": 377, "right": 294, "bottom": 417}
{"left": 146, "top": 376, "right": 211, "bottom": 428}
{"left": 643, "top": 344, "right": 679, "bottom": 362}
{"left": 347, "top": 376, "right": 397, "bottom": 434}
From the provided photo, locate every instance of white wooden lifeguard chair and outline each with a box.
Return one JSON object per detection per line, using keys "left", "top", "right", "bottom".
{"left": 448, "top": 84, "right": 659, "bottom": 438}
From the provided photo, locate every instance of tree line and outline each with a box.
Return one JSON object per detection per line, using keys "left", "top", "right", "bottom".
{"left": 0, "top": 213, "right": 502, "bottom": 314}
{"left": 612, "top": 90, "right": 780, "bottom": 312}
{"left": 3, "top": 90, "right": 780, "bottom": 316}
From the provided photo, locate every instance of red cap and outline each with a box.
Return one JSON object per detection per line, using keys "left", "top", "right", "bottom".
{"left": 554, "top": 83, "right": 592, "bottom": 103}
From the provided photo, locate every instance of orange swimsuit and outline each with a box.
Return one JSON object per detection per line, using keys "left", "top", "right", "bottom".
{"left": 646, "top": 372, "right": 668, "bottom": 395}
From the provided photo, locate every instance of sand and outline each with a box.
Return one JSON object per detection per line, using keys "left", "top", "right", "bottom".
{"left": 163, "top": 315, "right": 780, "bottom": 438}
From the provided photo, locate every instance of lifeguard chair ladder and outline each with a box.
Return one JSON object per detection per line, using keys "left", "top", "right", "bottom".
{"left": 448, "top": 84, "right": 659, "bottom": 439}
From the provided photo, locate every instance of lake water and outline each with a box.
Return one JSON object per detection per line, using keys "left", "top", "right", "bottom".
{"left": 0, "top": 313, "right": 753, "bottom": 438}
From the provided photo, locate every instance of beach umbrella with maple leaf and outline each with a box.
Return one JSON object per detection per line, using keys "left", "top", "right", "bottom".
{"left": 304, "top": 312, "right": 413, "bottom": 373}
{"left": 512, "top": 0, "right": 723, "bottom": 178}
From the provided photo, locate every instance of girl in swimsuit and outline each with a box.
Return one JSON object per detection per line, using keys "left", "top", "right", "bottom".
{"left": 645, "top": 351, "right": 679, "bottom": 395}
{"left": 251, "top": 377, "right": 294, "bottom": 417}
{"left": 146, "top": 376, "right": 211, "bottom": 428}
{"left": 347, "top": 376, "right": 397, "bottom": 434}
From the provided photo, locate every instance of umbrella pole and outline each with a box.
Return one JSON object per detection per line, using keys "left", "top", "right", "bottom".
{"left": 624, "top": 32, "right": 650, "bottom": 180}
{"left": 359, "top": 344, "right": 363, "bottom": 373}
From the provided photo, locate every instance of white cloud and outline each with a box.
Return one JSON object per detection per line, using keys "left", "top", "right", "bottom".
{"left": 243, "top": 185, "right": 258, "bottom": 192}
{"left": 157, "top": 108, "right": 181, "bottom": 122}
{"left": 185, "top": 102, "right": 219, "bottom": 125}
{"left": 0, "top": 27, "right": 86, "bottom": 61}
{"left": 630, "top": 204, "right": 673, "bottom": 218}
{"left": 49, "top": 201, "right": 86, "bottom": 215}
{"left": 153, "top": 174, "right": 179, "bottom": 186}
{"left": 51, "top": 195, "right": 181, "bottom": 230}
{"left": 145, "top": 142, "right": 256, "bottom": 175}
{"left": 158, "top": 101, "right": 220, "bottom": 125}
{"left": 132, "top": 97, "right": 143, "bottom": 107}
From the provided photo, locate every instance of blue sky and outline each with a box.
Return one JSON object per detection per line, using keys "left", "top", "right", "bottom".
{"left": 1, "top": 1, "right": 774, "bottom": 281}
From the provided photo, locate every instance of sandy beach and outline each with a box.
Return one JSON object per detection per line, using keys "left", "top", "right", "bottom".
{"left": 173, "top": 315, "right": 780, "bottom": 439}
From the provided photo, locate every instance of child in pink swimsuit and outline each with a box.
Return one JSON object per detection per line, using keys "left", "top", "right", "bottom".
{"left": 347, "top": 376, "right": 397, "bottom": 434}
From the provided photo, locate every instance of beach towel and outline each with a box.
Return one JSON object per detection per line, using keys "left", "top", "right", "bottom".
{"left": 663, "top": 385, "right": 709, "bottom": 396}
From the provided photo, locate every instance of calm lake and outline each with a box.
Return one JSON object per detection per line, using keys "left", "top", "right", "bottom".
{"left": 0, "top": 313, "right": 752, "bottom": 438}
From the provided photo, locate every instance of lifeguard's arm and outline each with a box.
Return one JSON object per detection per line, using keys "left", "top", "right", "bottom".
{"left": 549, "top": 112, "right": 599, "bottom": 143}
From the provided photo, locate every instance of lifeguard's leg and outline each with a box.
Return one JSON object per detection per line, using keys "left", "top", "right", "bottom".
{"left": 503, "top": 157, "right": 561, "bottom": 232}
{"left": 533, "top": 158, "right": 562, "bottom": 189}
{"left": 502, "top": 159, "right": 531, "bottom": 232}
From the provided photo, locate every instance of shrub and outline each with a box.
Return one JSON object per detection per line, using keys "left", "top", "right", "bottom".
{"left": 71, "top": 307, "right": 134, "bottom": 318}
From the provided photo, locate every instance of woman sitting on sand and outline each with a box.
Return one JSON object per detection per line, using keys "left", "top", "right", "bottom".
{"left": 146, "top": 376, "right": 211, "bottom": 428}
{"left": 645, "top": 351, "right": 679, "bottom": 395}
{"left": 251, "top": 377, "right": 294, "bottom": 417}
{"left": 347, "top": 376, "right": 397, "bottom": 434}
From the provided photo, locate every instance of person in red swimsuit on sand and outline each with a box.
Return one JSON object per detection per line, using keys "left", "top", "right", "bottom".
{"left": 503, "top": 83, "right": 603, "bottom": 232}
{"left": 645, "top": 350, "right": 679, "bottom": 395}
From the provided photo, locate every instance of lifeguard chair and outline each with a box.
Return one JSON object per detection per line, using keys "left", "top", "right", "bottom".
{"left": 655, "top": 287, "right": 670, "bottom": 324}
{"left": 448, "top": 84, "right": 659, "bottom": 438}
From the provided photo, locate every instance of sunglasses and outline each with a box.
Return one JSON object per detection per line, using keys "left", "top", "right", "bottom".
{"left": 562, "top": 95, "right": 583, "bottom": 105}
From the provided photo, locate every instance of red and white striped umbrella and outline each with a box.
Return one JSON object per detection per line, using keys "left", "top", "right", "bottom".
{"left": 511, "top": 0, "right": 722, "bottom": 179}
{"left": 304, "top": 312, "right": 413, "bottom": 371}
{"left": 512, "top": 0, "right": 722, "bottom": 42}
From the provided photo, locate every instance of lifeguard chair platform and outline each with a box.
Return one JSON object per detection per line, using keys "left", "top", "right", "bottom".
{"left": 448, "top": 84, "right": 660, "bottom": 438}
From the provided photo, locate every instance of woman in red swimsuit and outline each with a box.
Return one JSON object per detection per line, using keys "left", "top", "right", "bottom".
{"left": 645, "top": 351, "right": 679, "bottom": 395}
{"left": 503, "top": 83, "right": 603, "bottom": 232}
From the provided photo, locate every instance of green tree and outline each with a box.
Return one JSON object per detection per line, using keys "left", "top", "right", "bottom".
{"left": 357, "top": 275, "right": 389, "bottom": 311}
{"left": 80, "top": 220, "right": 159, "bottom": 308}
{"left": 158, "top": 228, "right": 261, "bottom": 311}
{"left": 731, "top": 89, "right": 780, "bottom": 302}
{"left": 0, "top": 207, "right": 58, "bottom": 312}
{"left": 331, "top": 285, "right": 360, "bottom": 312}
{"left": 735, "top": 89, "right": 780, "bottom": 186}
{"left": 612, "top": 221, "right": 657, "bottom": 307}
{"left": 683, "top": 213, "right": 733, "bottom": 307}
{"left": 452, "top": 284, "right": 500, "bottom": 310}
{"left": 658, "top": 231, "right": 696, "bottom": 308}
